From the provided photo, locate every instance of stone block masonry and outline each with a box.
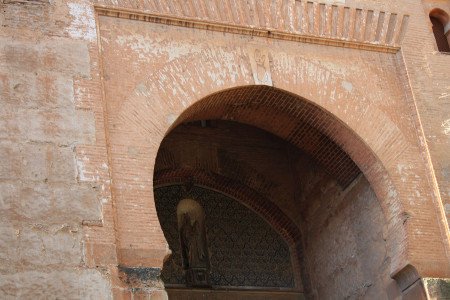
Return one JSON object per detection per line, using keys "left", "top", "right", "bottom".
{"left": 1, "top": 0, "right": 449, "bottom": 298}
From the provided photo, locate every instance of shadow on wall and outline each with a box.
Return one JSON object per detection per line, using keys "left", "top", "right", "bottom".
{"left": 153, "top": 120, "right": 400, "bottom": 298}
{"left": 429, "top": 8, "right": 450, "bottom": 52}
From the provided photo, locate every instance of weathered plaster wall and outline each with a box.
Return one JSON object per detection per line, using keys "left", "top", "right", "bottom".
{"left": 329, "top": 0, "right": 450, "bottom": 240}
{"left": 413, "top": 0, "right": 450, "bottom": 228}
{"left": 97, "top": 11, "right": 450, "bottom": 287}
{"left": 1, "top": 0, "right": 449, "bottom": 298}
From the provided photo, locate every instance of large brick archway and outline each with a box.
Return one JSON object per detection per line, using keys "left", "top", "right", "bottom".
{"left": 148, "top": 86, "right": 448, "bottom": 283}
{"left": 84, "top": 10, "right": 450, "bottom": 296}
{"left": 5, "top": 0, "right": 450, "bottom": 297}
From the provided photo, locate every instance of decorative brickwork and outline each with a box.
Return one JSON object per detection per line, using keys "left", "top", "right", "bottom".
{"left": 154, "top": 168, "right": 305, "bottom": 290}
{"left": 3, "top": 0, "right": 450, "bottom": 298}
{"left": 155, "top": 169, "right": 302, "bottom": 244}
{"left": 171, "top": 85, "right": 361, "bottom": 188}
{"left": 95, "top": 0, "right": 409, "bottom": 53}
{"left": 95, "top": 11, "right": 450, "bottom": 286}
{"left": 155, "top": 185, "right": 295, "bottom": 289}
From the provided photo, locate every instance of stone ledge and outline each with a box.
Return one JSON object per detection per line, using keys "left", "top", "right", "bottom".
{"left": 95, "top": 1, "right": 407, "bottom": 53}
{"left": 2, "top": 0, "right": 48, "bottom": 4}
{"left": 118, "top": 248, "right": 170, "bottom": 269}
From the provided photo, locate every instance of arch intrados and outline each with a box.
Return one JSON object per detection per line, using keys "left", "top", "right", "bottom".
{"left": 430, "top": 8, "right": 450, "bottom": 25}
{"left": 168, "top": 85, "right": 352, "bottom": 136}
{"left": 155, "top": 84, "right": 407, "bottom": 281}
{"left": 166, "top": 85, "right": 385, "bottom": 188}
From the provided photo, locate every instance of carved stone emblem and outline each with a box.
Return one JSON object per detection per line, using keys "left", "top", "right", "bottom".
{"left": 249, "top": 48, "right": 272, "bottom": 86}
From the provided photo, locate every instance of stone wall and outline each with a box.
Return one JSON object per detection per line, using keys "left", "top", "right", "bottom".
{"left": 1, "top": 0, "right": 449, "bottom": 298}
{"left": 0, "top": 1, "right": 112, "bottom": 298}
